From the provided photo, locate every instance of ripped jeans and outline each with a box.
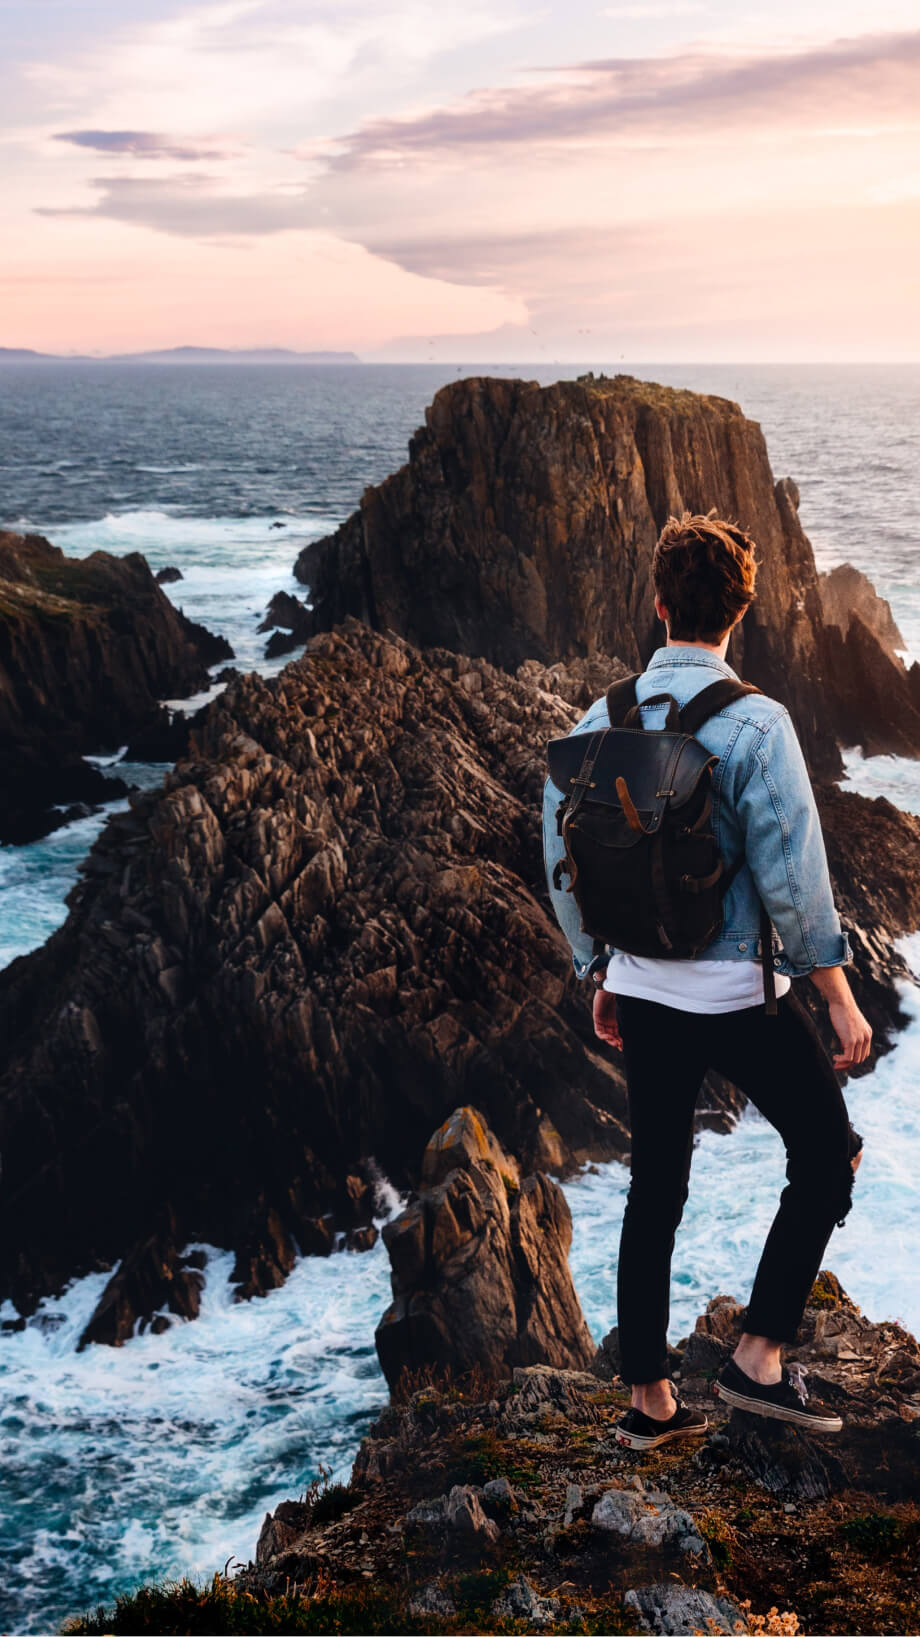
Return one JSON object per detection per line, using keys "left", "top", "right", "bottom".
{"left": 614, "top": 987, "right": 863, "bottom": 1385}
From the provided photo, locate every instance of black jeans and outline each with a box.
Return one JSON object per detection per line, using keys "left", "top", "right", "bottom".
{"left": 615, "top": 987, "right": 863, "bottom": 1385}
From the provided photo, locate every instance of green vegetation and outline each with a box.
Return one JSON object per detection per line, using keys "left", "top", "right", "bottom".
{"left": 840, "top": 1511, "right": 914, "bottom": 1558}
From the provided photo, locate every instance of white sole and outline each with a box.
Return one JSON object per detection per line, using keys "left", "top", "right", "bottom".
{"left": 614, "top": 1416, "right": 709, "bottom": 1451}
{"left": 714, "top": 1381, "right": 843, "bottom": 1433}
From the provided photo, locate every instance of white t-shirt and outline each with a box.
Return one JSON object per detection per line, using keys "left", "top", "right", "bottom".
{"left": 603, "top": 951, "right": 791, "bottom": 1014}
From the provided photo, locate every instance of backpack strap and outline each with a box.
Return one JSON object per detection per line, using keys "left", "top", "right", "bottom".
{"left": 678, "top": 674, "right": 778, "bottom": 1017}
{"left": 678, "top": 677, "right": 762, "bottom": 736}
{"left": 606, "top": 673, "right": 640, "bottom": 726}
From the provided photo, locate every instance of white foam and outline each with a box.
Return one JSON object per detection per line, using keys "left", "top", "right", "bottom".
{"left": 0, "top": 1232, "right": 400, "bottom": 1634}
{"left": 840, "top": 747, "right": 920, "bottom": 813}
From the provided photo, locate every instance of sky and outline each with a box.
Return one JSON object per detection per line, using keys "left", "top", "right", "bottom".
{"left": 2, "top": 0, "right": 919, "bottom": 360}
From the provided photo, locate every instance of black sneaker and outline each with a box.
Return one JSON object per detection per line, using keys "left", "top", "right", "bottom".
{"left": 614, "top": 1395, "right": 709, "bottom": 1451}
{"left": 714, "top": 1357, "right": 843, "bottom": 1433}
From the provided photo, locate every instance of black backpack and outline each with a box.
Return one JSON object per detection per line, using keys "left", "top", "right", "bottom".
{"left": 547, "top": 673, "right": 777, "bottom": 1013}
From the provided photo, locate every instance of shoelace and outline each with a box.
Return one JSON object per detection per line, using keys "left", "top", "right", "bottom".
{"left": 786, "top": 1361, "right": 809, "bottom": 1405}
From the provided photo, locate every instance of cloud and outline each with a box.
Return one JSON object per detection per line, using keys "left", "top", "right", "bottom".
{"left": 320, "top": 29, "right": 920, "bottom": 167}
{"left": 36, "top": 174, "right": 306, "bottom": 237}
{"left": 53, "top": 130, "right": 236, "bottom": 161}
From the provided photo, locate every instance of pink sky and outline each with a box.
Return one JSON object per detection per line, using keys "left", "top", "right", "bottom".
{"left": 3, "top": 0, "right": 920, "bottom": 360}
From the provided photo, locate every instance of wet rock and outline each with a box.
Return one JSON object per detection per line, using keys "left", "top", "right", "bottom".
{"left": 376, "top": 1108, "right": 596, "bottom": 1388}
{"left": 155, "top": 565, "right": 183, "bottom": 585}
{"left": 592, "top": 1485, "right": 709, "bottom": 1556}
{"left": 0, "top": 528, "right": 231, "bottom": 842}
{"left": 257, "top": 590, "right": 314, "bottom": 658}
{"left": 623, "top": 1583, "right": 750, "bottom": 1634}
{"left": 77, "top": 1211, "right": 204, "bottom": 1349}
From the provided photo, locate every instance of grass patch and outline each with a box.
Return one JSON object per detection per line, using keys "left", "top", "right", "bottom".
{"left": 64, "top": 1574, "right": 414, "bottom": 1635}
{"left": 444, "top": 1431, "right": 540, "bottom": 1492}
{"left": 840, "top": 1511, "right": 913, "bottom": 1558}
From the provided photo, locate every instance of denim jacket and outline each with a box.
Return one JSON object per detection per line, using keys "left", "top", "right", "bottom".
{"left": 542, "top": 645, "right": 852, "bottom": 982}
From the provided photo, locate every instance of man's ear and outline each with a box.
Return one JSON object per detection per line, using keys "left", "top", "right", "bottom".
{"left": 654, "top": 596, "right": 669, "bottom": 624}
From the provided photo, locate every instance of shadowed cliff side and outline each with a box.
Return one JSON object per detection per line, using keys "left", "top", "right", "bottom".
{"left": 295, "top": 375, "right": 920, "bottom": 777}
{"left": 1, "top": 621, "right": 918, "bottom": 1334}
{"left": 0, "top": 530, "right": 232, "bottom": 842}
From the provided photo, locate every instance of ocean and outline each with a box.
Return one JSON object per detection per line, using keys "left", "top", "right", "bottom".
{"left": 1, "top": 361, "right": 919, "bottom": 1633}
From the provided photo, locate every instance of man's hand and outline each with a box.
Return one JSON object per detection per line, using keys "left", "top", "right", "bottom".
{"left": 593, "top": 986, "right": 623, "bottom": 1050}
{"left": 809, "top": 964, "right": 873, "bottom": 1070}
{"left": 826, "top": 1000, "right": 873, "bottom": 1070}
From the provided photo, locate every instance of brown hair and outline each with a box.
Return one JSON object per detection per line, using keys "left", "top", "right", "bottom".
{"left": 652, "top": 510, "right": 759, "bottom": 641}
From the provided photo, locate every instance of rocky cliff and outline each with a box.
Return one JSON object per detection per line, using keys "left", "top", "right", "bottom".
{"left": 73, "top": 1268, "right": 920, "bottom": 1634}
{"left": 0, "top": 530, "right": 232, "bottom": 842}
{"left": 1, "top": 621, "right": 918, "bottom": 1331}
{"left": 295, "top": 375, "right": 920, "bottom": 776}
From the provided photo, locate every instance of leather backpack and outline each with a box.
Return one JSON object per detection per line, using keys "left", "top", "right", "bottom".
{"left": 547, "top": 673, "right": 777, "bottom": 1013}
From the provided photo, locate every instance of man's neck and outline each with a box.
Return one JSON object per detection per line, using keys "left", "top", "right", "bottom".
{"left": 664, "top": 633, "right": 731, "bottom": 661}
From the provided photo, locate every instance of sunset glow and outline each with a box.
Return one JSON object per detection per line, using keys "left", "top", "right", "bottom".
{"left": 3, "top": 0, "right": 920, "bottom": 359}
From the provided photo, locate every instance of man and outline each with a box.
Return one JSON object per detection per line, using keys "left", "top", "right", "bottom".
{"left": 543, "top": 511, "right": 869, "bottom": 1451}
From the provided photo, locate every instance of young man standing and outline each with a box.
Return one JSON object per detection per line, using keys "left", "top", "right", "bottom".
{"left": 543, "top": 512, "right": 870, "bottom": 1450}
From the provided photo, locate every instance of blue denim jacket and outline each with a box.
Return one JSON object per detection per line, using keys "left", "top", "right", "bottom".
{"left": 542, "top": 644, "right": 852, "bottom": 981}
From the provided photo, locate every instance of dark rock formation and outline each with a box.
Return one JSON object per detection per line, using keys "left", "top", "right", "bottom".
{"left": 77, "top": 1209, "right": 205, "bottom": 1349}
{"left": 819, "top": 560, "right": 905, "bottom": 657}
{"left": 295, "top": 374, "right": 920, "bottom": 779}
{"left": 238, "top": 1272, "right": 920, "bottom": 1637}
{"left": 257, "top": 589, "right": 314, "bottom": 659}
{"left": 376, "top": 1107, "right": 596, "bottom": 1389}
{"left": 1, "top": 620, "right": 917, "bottom": 1325}
{"left": 0, "top": 530, "right": 233, "bottom": 843}
{"left": 0, "top": 623, "right": 634, "bottom": 1318}
{"left": 155, "top": 565, "right": 184, "bottom": 585}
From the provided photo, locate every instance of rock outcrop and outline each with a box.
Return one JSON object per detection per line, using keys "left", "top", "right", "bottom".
{"left": 0, "top": 530, "right": 232, "bottom": 842}
{"left": 257, "top": 589, "right": 314, "bottom": 659}
{"left": 819, "top": 561, "right": 905, "bottom": 658}
{"left": 294, "top": 374, "right": 920, "bottom": 778}
{"left": 376, "top": 1108, "right": 596, "bottom": 1389}
{"left": 232, "top": 1272, "right": 920, "bottom": 1637}
{"left": 2, "top": 620, "right": 918, "bottom": 1326}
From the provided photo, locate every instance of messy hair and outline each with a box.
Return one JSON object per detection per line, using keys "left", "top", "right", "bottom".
{"left": 652, "top": 510, "right": 759, "bottom": 642}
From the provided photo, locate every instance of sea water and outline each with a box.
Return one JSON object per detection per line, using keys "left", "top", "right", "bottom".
{"left": 1, "top": 362, "right": 919, "bottom": 1632}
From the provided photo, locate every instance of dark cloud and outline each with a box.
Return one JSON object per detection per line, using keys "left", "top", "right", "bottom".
{"left": 54, "top": 130, "right": 235, "bottom": 161}
{"left": 37, "top": 175, "right": 306, "bottom": 237}
{"left": 323, "top": 29, "right": 920, "bottom": 168}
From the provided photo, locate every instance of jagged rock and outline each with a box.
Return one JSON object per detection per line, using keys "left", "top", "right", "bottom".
{"left": 295, "top": 374, "right": 920, "bottom": 778}
{"left": 446, "top": 1483, "right": 501, "bottom": 1540}
{"left": 77, "top": 1210, "right": 204, "bottom": 1349}
{"left": 0, "top": 623, "right": 645, "bottom": 1321}
{"left": 481, "top": 1476, "right": 517, "bottom": 1516}
{"left": 623, "top": 1583, "right": 750, "bottom": 1634}
{"left": 155, "top": 565, "right": 183, "bottom": 585}
{"left": 243, "top": 1273, "right": 920, "bottom": 1635}
{"left": 722, "top": 1415, "right": 846, "bottom": 1501}
{"left": 257, "top": 590, "right": 314, "bottom": 659}
{"left": 408, "top": 1582, "right": 457, "bottom": 1617}
{"left": 0, "top": 529, "right": 232, "bottom": 842}
{"left": 593, "top": 1323, "right": 684, "bottom": 1382}
{"left": 819, "top": 561, "right": 905, "bottom": 657}
{"left": 490, "top": 1575, "right": 563, "bottom": 1625}
{"left": 405, "top": 1484, "right": 500, "bottom": 1542}
{"left": 375, "top": 1108, "right": 596, "bottom": 1388}
{"left": 678, "top": 1293, "right": 746, "bottom": 1376}
{"left": 256, "top": 1500, "right": 311, "bottom": 1566}
{"left": 592, "top": 1485, "right": 709, "bottom": 1556}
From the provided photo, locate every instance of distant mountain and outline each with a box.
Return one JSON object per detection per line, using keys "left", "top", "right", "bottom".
{"left": 0, "top": 346, "right": 361, "bottom": 365}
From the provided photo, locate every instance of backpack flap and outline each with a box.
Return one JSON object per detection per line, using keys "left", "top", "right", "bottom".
{"left": 547, "top": 728, "right": 716, "bottom": 835}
